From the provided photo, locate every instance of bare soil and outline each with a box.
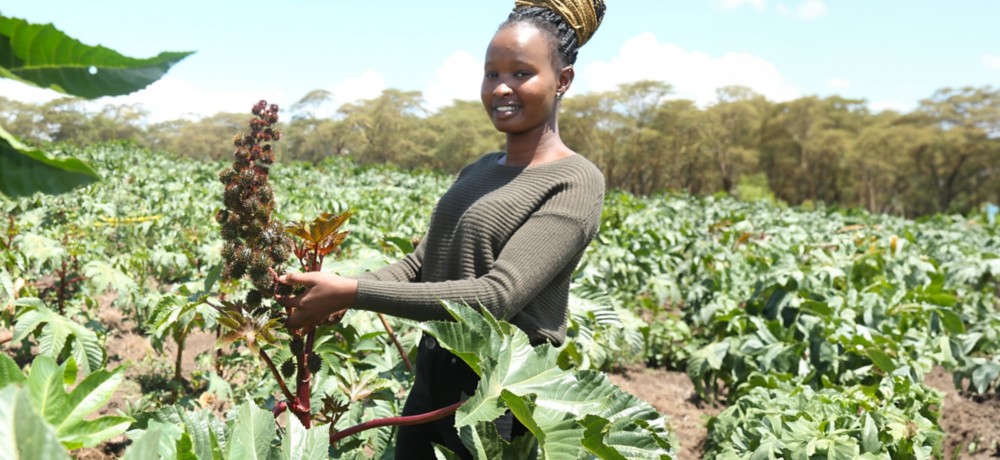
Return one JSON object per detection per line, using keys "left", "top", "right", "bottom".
{"left": 608, "top": 366, "right": 723, "bottom": 460}
{"left": 925, "top": 366, "right": 1000, "bottom": 459}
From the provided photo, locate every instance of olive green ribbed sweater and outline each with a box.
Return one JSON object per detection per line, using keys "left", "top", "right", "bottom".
{"left": 354, "top": 152, "right": 604, "bottom": 345}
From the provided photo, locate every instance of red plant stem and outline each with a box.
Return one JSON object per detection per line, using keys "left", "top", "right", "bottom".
{"left": 258, "top": 348, "right": 295, "bottom": 402}
{"left": 273, "top": 400, "right": 288, "bottom": 418}
{"left": 292, "top": 330, "right": 316, "bottom": 428}
{"left": 377, "top": 313, "right": 413, "bottom": 372}
{"left": 329, "top": 401, "right": 464, "bottom": 445}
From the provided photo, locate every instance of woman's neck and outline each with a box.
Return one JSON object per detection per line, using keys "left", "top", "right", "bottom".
{"left": 501, "top": 124, "right": 573, "bottom": 167}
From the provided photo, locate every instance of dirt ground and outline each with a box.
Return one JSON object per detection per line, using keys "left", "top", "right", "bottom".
{"left": 925, "top": 366, "right": 1000, "bottom": 459}
{"left": 608, "top": 367, "right": 722, "bottom": 460}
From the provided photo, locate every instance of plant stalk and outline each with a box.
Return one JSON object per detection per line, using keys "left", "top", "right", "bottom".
{"left": 377, "top": 313, "right": 412, "bottom": 372}
{"left": 259, "top": 348, "right": 296, "bottom": 403}
{"left": 292, "top": 330, "right": 316, "bottom": 428}
{"left": 171, "top": 328, "right": 187, "bottom": 403}
{"left": 329, "top": 400, "right": 464, "bottom": 444}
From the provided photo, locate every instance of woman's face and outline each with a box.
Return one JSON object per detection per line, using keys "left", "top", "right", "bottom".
{"left": 481, "top": 24, "right": 569, "bottom": 136}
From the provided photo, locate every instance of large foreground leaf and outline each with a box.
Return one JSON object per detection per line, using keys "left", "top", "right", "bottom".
{"left": 0, "top": 14, "right": 191, "bottom": 197}
{"left": 21, "top": 356, "right": 133, "bottom": 450}
{"left": 227, "top": 402, "right": 277, "bottom": 460}
{"left": 421, "top": 301, "right": 675, "bottom": 460}
{"left": 0, "top": 386, "right": 72, "bottom": 460}
{"left": 12, "top": 298, "right": 104, "bottom": 375}
{"left": 0, "top": 14, "right": 193, "bottom": 98}
{"left": 0, "top": 125, "right": 101, "bottom": 197}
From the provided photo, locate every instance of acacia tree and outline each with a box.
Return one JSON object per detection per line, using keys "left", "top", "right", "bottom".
{"left": 338, "top": 89, "right": 435, "bottom": 168}
{"left": 900, "top": 86, "right": 1000, "bottom": 214}
{"left": 701, "top": 86, "right": 766, "bottom": 194}
{"left": 425, "top": 100, "right": 504, "bottom": 172}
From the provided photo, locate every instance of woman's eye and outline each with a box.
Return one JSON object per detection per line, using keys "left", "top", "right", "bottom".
{"left": 515, "top": 71, "right": 532, "bottom": 77}
{"left": 484, "top": 72, "right": 498, "bottom": 78}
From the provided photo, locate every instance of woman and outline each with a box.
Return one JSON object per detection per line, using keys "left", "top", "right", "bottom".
{"left": 277, "top": 0, "right": 606, "bottom": 456}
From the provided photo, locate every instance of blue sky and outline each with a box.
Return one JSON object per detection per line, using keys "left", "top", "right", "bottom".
{"left": 2, "top": 1, "right": 998, "bottom": 121}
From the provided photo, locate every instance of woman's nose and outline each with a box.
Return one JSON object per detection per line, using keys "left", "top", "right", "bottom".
{"left": 493, "top": 83, "right": 513, "bottom": 97}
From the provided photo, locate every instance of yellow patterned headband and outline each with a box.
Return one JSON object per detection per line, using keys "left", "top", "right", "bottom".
{"left": 514, "top": 0, "right": 603, "bottom": 47}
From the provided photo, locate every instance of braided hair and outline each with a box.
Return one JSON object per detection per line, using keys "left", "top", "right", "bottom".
{"left": 500, "top": 0, "right": 607, "bottom": 69}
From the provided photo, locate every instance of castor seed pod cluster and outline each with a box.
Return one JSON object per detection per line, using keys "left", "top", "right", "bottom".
{"left": 218, "top": 99, "right": 293, "bottom": 305}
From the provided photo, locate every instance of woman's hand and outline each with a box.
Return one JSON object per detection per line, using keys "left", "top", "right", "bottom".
{"left": 274, "top": 272, "right": 359, "bottom": 330}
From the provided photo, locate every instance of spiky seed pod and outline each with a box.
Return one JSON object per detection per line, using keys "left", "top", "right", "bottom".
{"left": 307, "top": 353, "right": 322, "bottom": 374}
{"left": 269, "top": 103, "right": 279, "bottom": 112}
{"left": 275, "top": 281, "right": 295, "bottom": 297}
{"left": 219, "top": 168, "right": 237, "bottom": 185}
{"left": 223, "top": 186, "right": 242, "bottom": 210}
{"left": 290, "top": 337, "right": 304, "bottom": 355}
{"left": 251, "top": 200, "right": 270, "bottom": 223}
{"left": 215, "top": 209, "right": 230, "bottom": 226}
{"left": 227, "top": 260, "right": 247, "bottom": 279}
{"left": 220, "top": 222, "right": 240, "bottom": 240}
{"left": 260, "top": 147, "right": 275, "bottom": 164}
{"left": 281, "top": 360, "right": 295, "bottom": 378}
{"left": 259, "top": 227, "right": 278, "bottom": 246}
{"left": 234, "top": 246, "right": 252, "bottom": 265}
{"left": 270, "top": 242, "right": 290, "bottom": 264}
{"left": 253, "top": 274, "right": 275, "bottom": 294}
{"left": 246, "top": 289, "right": 263, "bottom": 309}
{"left": 248, "top": 252, "right": 270, "bottom": 281}
{"left": 221, "top": 241, "right": 240, "bottom": 260}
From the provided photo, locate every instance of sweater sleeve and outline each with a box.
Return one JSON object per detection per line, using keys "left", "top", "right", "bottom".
{"left": 355, "top": 212, "right": 589, "bottom": 321}
{"left": 353, "top": 172, "right": 603, "bottom": 321}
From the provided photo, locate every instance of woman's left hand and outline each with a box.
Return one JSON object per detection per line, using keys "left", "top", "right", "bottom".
{"left": 274, "top": 271, "right": 359, "bottom": 330}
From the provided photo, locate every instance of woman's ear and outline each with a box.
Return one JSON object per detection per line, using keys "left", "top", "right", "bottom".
{"left": 557, "top": 65, "right": 575, "bottom": 97}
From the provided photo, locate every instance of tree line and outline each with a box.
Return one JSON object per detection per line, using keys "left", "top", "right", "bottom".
{"left": 2, "top": 82, "right": 997, "bottom": 217}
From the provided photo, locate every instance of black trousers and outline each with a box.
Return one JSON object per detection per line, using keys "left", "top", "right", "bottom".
{"left": 394, "top": 336, "right": 529, "bottom": 459}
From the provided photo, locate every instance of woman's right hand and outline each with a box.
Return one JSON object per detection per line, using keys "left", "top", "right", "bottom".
{"left": 274, "top": 271, "right": 359, "bottom": 330}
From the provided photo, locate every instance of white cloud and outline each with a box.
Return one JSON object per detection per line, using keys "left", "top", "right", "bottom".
{"left": 713, "top": 0, "right": 765, "bottom": 11}
{"left": 777, "top": 0, "right": 827, "bottom": 20}
{"left": 0, "top": 75, "right": 287, "bottom": 122}
{"left": 983, "top": 53, "right": 1000, "bottom": 71}
{"left": 105, "top": 76, "right": 288, "bottom": 122}
{"left": 423, "top": 51, "right": 482, "bottom": 111}
{"left": 0, "top": 79, "right": 63, "bottom": 104}
{"left": 325, "top": 69, "right": 387, "bottom": 109}
{"left": 826, "top": 77, "right": 850, "bottom": 89}
{"left": 581, "top": 33, "right": 799, "bottom": 105}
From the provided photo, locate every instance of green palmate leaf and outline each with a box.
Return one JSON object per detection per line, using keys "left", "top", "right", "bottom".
{"left": 281, "top": 412, "right": 329, "bottom": 460}
{"left": 860, "top": 413, "right": 881, "bottom": 454}
{"left": 12, "top": 298, "right": 104, "bottom": 374}
{"left": 971, "top": 361, "right": 1000, "bottom": 394}
{"left": 422, "top": 301, "right": 674, "bottom": 460}
{"left": 122, "top": 428, "right": 162, "bottom": 460}
{"left": 227, "top": 402, "right": 276, "bottom": 460}
{"left": 125, "top": 406, "right": 228, "bottom": 460}
{"left": 865, "top": 349, "right": 897, "bottom": 373}
{"left": 0, "top": 386, "right": 72, "bottom": 460}
{"left": 23, "top": 356, "right": 132, "bottom": 449}
{"left": 935, "top": 308, "right": 965, "bottom": 335}
{"left": 84, "top": 260, "right": 139, "bottom": 297}
{"left": 456, "top": 421, "right": 538, "bottom": 460}
{"left": 0, "top": 125, "right": 101, "bottom": 197}
{"left": 0, "top": 15, "right": 193, "bottom": 99}
{"left": 0, "top": 353, "right": 26, "bottom": 387}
